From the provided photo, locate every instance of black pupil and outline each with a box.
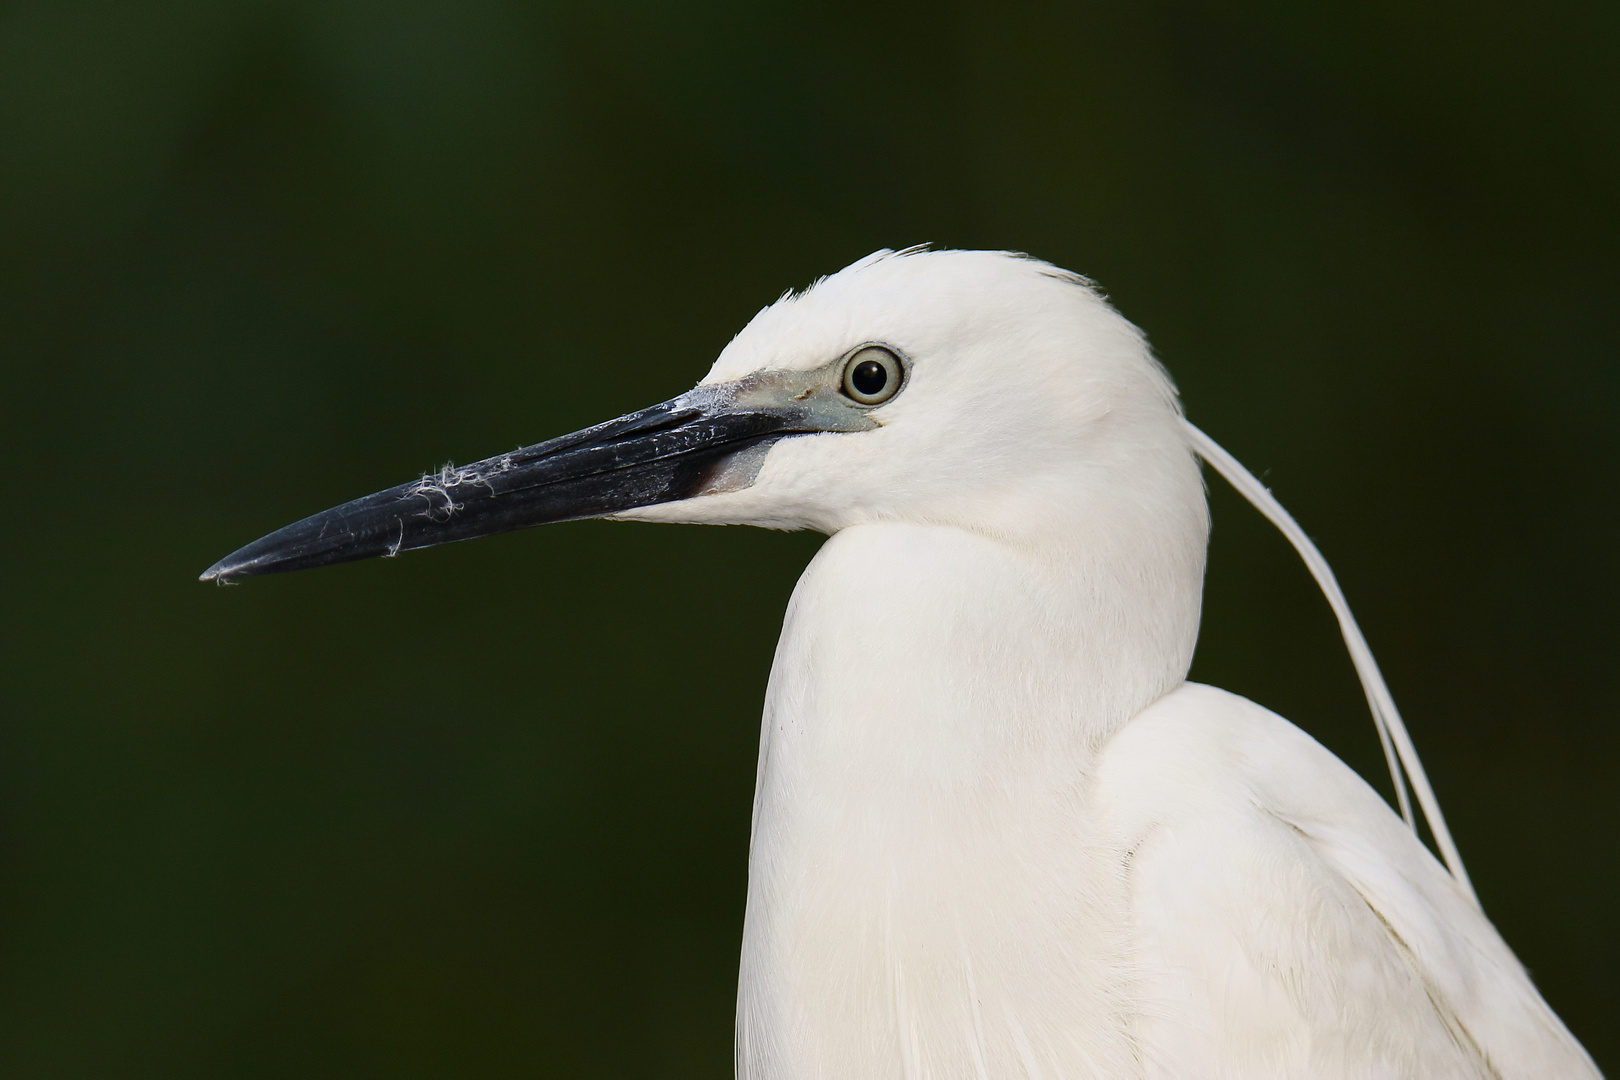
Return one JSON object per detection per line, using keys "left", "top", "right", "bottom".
{"left": 851, "top": 359, "right": 889, "bottom": 397}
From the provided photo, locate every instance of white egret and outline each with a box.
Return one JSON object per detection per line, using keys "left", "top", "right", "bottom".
{"left": 204, "top": 248, "right": 1598, "bottom": 1078}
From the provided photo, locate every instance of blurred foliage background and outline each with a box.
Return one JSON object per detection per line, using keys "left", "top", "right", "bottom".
{"left": 1, "top": 0, "right": 1615, "bottom": 1075}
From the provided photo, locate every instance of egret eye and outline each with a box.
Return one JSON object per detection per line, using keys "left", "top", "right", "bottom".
{"left": 841, "top": 346, "right": 903, "bottom": 405}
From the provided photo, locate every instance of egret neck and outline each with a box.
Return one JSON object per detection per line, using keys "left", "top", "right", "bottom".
{"left": 736, "top": 439, "right": 1205, "bottom": 1077}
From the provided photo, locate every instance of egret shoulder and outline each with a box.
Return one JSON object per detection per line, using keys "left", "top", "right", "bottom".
{"left": 1098, "top": 683, "right": 1599, "bottom": 1078}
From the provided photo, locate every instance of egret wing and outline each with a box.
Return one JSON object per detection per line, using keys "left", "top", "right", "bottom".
{"left": 1097, "top": 683, "right": 1597, "bottom": 1079}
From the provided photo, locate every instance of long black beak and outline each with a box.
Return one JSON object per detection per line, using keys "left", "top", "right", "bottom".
{"left": 200, "top": 372, "right": 871, "bottom": 584}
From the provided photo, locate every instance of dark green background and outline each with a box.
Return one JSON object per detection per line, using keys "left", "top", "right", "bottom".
{"left": 3, "top": 1, "right": 1614, "bottom": 1075}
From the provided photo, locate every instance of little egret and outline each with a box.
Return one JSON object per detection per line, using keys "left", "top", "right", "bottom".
{"left": 204, "top": 248, "right": 1598, "bottom": 1078}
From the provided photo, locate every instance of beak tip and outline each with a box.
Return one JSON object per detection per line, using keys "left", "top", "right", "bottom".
{"left": 199, "top": 554, "right": 248, "bottom": 585}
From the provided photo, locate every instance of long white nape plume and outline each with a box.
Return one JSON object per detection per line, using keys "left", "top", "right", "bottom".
{"left": 1183, "top": 420, "right": 1479, "bottom": 908}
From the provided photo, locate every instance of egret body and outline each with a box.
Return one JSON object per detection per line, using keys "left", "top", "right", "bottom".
{"left": 204, "top": 249, "right": 1598, "bottom": 1078}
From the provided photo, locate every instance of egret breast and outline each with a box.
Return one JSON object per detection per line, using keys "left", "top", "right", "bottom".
{"left": 737, "top": 522, "right": 1163, "bottom": 1080}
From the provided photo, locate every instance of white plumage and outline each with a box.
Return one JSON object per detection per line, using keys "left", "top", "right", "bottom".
{"left": 203, "top": 244, "right": 1597, "bottom": 1076}
{"left": 618, "top": 248, "right": 1597, "bottom": 1078}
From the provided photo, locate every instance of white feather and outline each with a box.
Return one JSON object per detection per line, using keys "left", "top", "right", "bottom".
{"left": 622, "top": 248, "right": 1597, "bottom": 1078}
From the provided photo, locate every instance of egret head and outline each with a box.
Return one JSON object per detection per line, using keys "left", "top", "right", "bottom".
{"left": 202, "top": 248, "right": 1206, "bottom": 582}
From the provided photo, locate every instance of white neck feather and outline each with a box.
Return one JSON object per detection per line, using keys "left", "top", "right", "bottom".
{"left": 737, "top": 451, "right": 1207, "bottom": 1079}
